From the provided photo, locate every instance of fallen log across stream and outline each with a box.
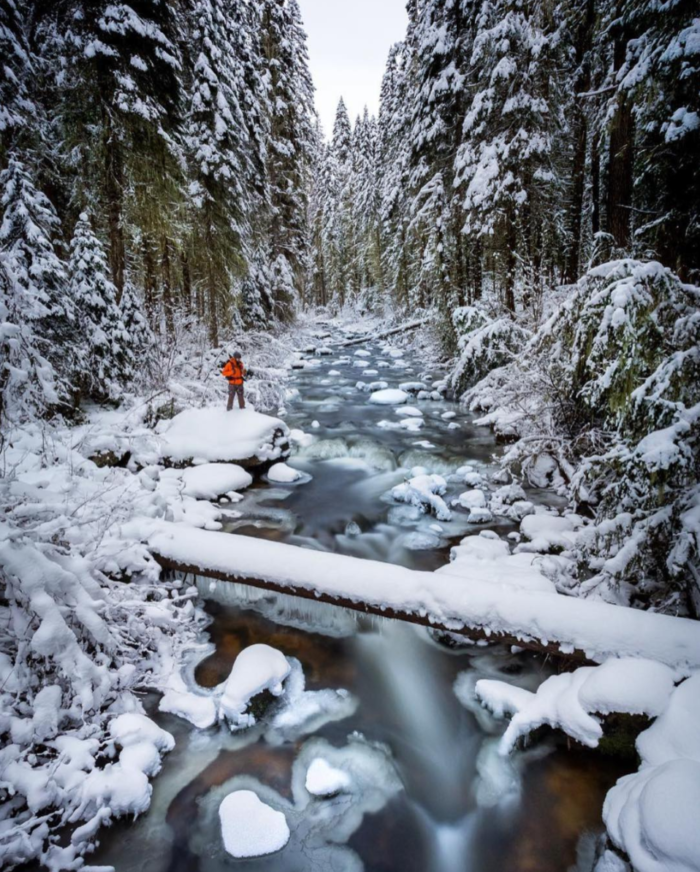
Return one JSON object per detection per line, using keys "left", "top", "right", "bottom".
{"left": 335, "top": 319, "right": 424, "bottom": 348}
{"left": 150, "top": 524, "right": 700, "bottom": 670}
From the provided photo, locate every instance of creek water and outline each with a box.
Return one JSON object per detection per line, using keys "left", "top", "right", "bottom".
{"left": 94, "top": 325, "right": 628, "bottom": 872}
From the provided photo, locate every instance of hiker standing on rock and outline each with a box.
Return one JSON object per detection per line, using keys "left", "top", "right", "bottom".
{"left": 222, "top": 351, "right": 246, "bottom": 410}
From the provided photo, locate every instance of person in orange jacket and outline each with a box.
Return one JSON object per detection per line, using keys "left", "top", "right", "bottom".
{"left": 222, "top": 351, "right": 246, "bottom": 410}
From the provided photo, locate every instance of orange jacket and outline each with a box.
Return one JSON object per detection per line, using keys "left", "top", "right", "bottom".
{"left": 222, "top": 358, "right": 245, "bottom": 385}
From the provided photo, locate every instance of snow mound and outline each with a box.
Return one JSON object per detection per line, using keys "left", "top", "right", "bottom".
{"left": 219, "top": 790, "right": 290, "bottom": 858}
{"left": 219, "top": 644, "right": 291, "bottom": 728}
{"left": 440, "top": 532, "right": 557, "bottom": 594}
{"left": 390, "top": 474, "right": 452, "bottom": 521}
{"left": 305, "top": 758, "right": 351, "bottom": 797}
{"left": 181, "top": 463, "right": 252, "bottom": 499}
{"left": 159, "top": 407, "right": 289, "bottom": 465}
{"left": 604, "top": 759, "right": 700, "bottom": 872}
{"left": 456, "top": 489, "right": 487, "bottom": 510}
{"left": 267, "top": 462, "right": 303, "bottom": 484}
{"left": 395, "top": 406, "right": 423, "bottom": 418}
{"left": 476, "top": 658, "right": 676, "bottom": 753}
{"left": 517, "top": 513, "right": 582, "bottom": 553}
{"left": 369, "top": 389, "right": 409, "bottom": 405}
{"left": 602, "top": 673, "right": 700, "bottom": 872}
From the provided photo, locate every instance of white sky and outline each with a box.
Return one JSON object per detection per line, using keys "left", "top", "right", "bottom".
{"left": 298, "top": 0, "right": 409, "bottom": 137}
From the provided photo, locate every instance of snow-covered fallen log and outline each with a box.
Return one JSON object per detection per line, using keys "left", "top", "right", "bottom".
{"left": 149, "top": 524, "right": 700, "bottom": 670}
{"left": 335, "top": 319, "right": 424, "bottom": 348}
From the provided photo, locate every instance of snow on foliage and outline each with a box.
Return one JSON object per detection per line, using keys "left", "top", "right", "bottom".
{"left": 450, "top": 307, "right": 532, "bottom": 393}
{"left": 464, "top": 261, "right": 700, "bottom": 614}
{"left": 0, "top": 424, "right": 211, "bottom": 868}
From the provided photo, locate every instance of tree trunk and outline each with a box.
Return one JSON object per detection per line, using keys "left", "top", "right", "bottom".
{"left": 181, "top": 249, "right": 192, "bottom": 313}
{"left": 606, "top": 99, "right": 634, "bottom": 250}
{"left": 143, "top": 238, "right": 158, "bottom": 326}
{"left": 103, "top": 111, "right": 125, "bottom": 303}
{"left": 162, "top": 235, "right": 174, "bottom": 337}
{"left": 606, "top": 10, "right": 634, "bottom": 251}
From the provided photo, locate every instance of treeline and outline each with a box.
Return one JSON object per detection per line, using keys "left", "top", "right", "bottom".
{"left": 309, "top": 0, "right": 699, "bottom": 337}
{"left": 0, "top": 0, "right": 315, "bottom": 420}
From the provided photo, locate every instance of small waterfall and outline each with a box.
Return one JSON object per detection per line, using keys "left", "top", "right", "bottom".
{"left": 355, "top": 621, "right": 481, "bottom": 854}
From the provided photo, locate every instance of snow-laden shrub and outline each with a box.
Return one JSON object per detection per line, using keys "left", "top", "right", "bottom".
{"left": 534, "top": 260, "right": 699, "bottom": 429}
{"left": 466, "top": 261, "right": 700, "bottom": 613}
{"left": 0, "top": 424, "right": 210, "bottom": 870}
{"left": 450, "top": 306, "right": 531, "bottom": 394}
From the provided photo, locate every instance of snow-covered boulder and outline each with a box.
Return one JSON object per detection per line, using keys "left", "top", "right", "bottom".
{"left": 467, "top": 507, "right": 494, "bottom": 524}
{"left": 390, "top": 474, "right": 452, "bottom": 521}
{"left": 219, "top": 644, "right": 291, "bottom": 728}
{"left": 395, "top": 406, "right": 423, "bottom": 418}
{"left": 267, "top": 462, "right": 303, "bottom": 484}
{"left": 305, "top": 758, "right": 351, "bottom": 797}
{"left": 181, "top": 463, "right": 252, "bottom": 499}
{"left": 219, "top": 790, "right": 289, "bottom": 858}
{"left": 456, "top": 489, "right": 487, "bottom": 510}
{"left": 369, "top": 389, "right": 409, "bottom": 405}
{"left": 517, "top": 513, "right": 581, "bottom": 553}
{"left": 603, "top": 673, "right": 700, "bottom": 872}
{"left": 159, "top": 407, "right": 290, "bottom": 467}
{"left": 399, "top": 381, "right": 427, "bottom": 393}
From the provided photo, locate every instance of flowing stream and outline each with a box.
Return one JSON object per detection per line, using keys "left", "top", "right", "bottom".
{"left": 94, "top": 324, "right": 629, "bottom": 872}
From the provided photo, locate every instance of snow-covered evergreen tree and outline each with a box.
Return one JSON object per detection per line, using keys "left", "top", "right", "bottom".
{"left": 0, "top": 156, "right": 70, "bottom": 415}
{"left": 255, "top": 0, "right": 315, "bottom": 311}
{"left": 68, "top": 212, "right": 132, "bottom": 399}
{"left": 0, "top": 0, "right": 33, "bottom": 140}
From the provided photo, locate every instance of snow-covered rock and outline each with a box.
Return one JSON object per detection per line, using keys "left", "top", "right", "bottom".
{"left": 390, "top": 474, "right": 452, "bottom": 521}
{"left": 219, "top": 791, "right": 290, "bottom": 858}
{"left": 399, "top": 381, "right": 427, "bottom": 393}
{"left": 159, "top": 407, "right": 289, "bottom": 466}
{"left": 603, "top": 673, "right": 700, "bottom": 872}
{"left": 181, "top": 463, "right": 252, "bottom": 499}
{"left": 305, "top": 758, "right": 351, "bottom": 797}
{"left": 368, "top": 389, "right": 409, "bottom": 405}
{"left": 219, "top": 644, "right": 291, "bottom": 728}
{"left": 267, "top": 462, "right": 303, "bottom": 484}
{"left": 395, "top": 405, "right": 423, "bottom": 418}
{"left": 467, "top": 507, "right": 494, "bottom": 524}
{"left": 456, "top": 489, "right": 487, "bottom": 510}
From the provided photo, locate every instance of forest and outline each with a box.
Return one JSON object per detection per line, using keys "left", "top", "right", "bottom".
{"left": 0, "top": 0, "right": 699, "bottom": 871}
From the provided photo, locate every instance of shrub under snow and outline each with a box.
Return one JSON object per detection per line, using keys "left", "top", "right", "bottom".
{"left": 463, "top": 260, "right": 700, "bottom": 614}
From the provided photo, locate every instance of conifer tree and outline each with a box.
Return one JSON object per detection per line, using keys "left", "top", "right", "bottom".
{"left": 68, "top": 212, "right": 132, "bottom": 399}
{"left": 0, "top": 156, "right": 67, "bottom": 416}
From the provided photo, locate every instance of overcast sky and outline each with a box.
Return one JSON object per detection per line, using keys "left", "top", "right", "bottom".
{"left": 298, "top": 0, "right": 409, "bottom": 137}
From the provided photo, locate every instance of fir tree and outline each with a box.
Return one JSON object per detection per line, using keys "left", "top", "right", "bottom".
{"left": 0, "top": 156, "right": 71, "bottom": 409}
{"left": 68, "top": 212, "right": 131, "bottom": 399}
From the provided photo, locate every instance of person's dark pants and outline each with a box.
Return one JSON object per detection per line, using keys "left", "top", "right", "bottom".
{"left": 227, "top": 383, "right": 245, "bottom": 410}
